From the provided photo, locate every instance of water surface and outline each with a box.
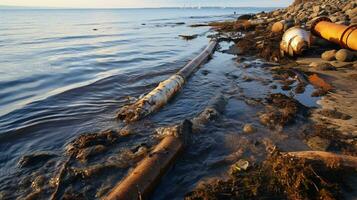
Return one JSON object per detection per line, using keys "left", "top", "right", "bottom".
{"left": 0, "top": 8, "right": 293, "bottom": 199}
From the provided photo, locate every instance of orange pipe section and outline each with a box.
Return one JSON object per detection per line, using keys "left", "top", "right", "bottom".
{"left": 311, "top": 17, "right": 357, "bottom": 51}
{"left": 105, "top": 135, "right": 183, "bottom": 200}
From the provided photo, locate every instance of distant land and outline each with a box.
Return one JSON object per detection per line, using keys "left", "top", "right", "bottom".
{"left": 0, "top": 5, "right": 56, "bottom": 9}
{"left": 0, "top": 5, "right": 279, "bottom": 10}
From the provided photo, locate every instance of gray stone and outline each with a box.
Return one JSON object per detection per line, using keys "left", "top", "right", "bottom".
{"left": 346, "top": 7, "right": 357, "bottom": 19}
{"left": 307, "top": 136, "right": 331, "bottom": 151}
{"left": 312, "top": 5, "right": 320, "bottom": 13}
{"left": 335, "top": 49, "right": 355, "bottom": 62}
{"left": 321, "top": 50, "right": 337, "bottom": 61}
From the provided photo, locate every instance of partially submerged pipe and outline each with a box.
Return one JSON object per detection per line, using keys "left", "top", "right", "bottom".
{"left": 311, "top": 17, "right": 357, "bottom": 51}
{"left": 117, "top": 40, "right": 218, "bottom": 122}
{"left": 280, "top": 27, "right": 312, "bottom": 56}
{"left": 106, "top": 93, "right": 226, "bottom": 200}
{"left": 105, "top": 120, "right": 191, "bottom": 200}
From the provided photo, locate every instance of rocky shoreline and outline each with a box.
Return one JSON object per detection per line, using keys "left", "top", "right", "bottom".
{"left": 186, "top": 0, "right": 357, "bottom": 199}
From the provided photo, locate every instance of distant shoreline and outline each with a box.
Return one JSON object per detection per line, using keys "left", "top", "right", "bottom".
{"left": 0, "top": 5, "right": 282, "bottom": 10}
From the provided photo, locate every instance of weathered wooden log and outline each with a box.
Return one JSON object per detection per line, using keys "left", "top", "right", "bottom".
{"left": 117, "top": 40, "right": 218, "bottom": 122}
{"left": 104, "top": 120, "right": 192, "bottom": 200}
{"left": 285, "top": 151, "right": 357, "bottom": 169}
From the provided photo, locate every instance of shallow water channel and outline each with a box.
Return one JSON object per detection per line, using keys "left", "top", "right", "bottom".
{"left": 0, "top": 39, "right": 322, "bottom": 199}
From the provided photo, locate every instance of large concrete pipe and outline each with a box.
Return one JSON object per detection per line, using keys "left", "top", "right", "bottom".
{"left": 311, "top": 17, "right": 357, "bottom": 51}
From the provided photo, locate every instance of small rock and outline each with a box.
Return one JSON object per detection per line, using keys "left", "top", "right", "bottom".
{"left": 312, "top": 5, "right": 321, "bottom": 13}
{"left": 321, "top": 50, "right": 336, "bottom": 61}
{"left": 243, "top": 124, "right": 255, "bottom": 134}
{"left": 271, "top": 21, "right": 284, "bottom": 33}
{"left": 318, "top": 109, "right": 352, "bottom": 120}
{"left": 335, "top": 49, "right": 355, "bottom": 62}
{"left": 309, "top": 62, "right": 336, "bottom": 71}
{"left": 307, "top": 136, "right": 331, "bottom": 151}
{"left": 346, "top": 7, "right": 357, "bottom": 19}
{"left": 237, "top": 14, "right": 253, "bottom": 20}
{"left": 223, "top": 44, "right": 244, "bottom": 55}
{"left": 316, "top": 63, "right": 336, "bottom": 71}
{"left": 31, "top": 175, "right": 46, "bottom": 191}
{"left": 230, "top": 159, "right": 249, "bottom": 174}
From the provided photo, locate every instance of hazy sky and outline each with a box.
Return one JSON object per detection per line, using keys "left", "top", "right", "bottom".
{"left": 0, "top": 0, "right": 293, "bottom": 8}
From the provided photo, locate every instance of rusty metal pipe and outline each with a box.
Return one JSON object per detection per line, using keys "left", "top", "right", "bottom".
{"left": 311, "top": 17, "right": 357, "bottom": 51}
{"left": 104, "top": 120, "right": 191, "bottom": 200}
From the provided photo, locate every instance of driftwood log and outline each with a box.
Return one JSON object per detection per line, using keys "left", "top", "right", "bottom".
{"left": 117, "top": 40, "right": 218, "bottom": 122}
{"left": 285, "top": 151, "right": 357, "bottom": 169}
{"left": 104, "top": 120, "right": 192, "bottom": 200}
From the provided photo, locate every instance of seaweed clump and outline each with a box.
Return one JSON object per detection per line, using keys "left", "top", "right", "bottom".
{"left": 185, "top": 151, "right": 350, "bottom": 200}
{"left": 259, "top": 93, "right": 308, "bottom": 129}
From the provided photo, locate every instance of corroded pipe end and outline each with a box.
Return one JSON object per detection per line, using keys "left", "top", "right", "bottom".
{"left": 280, "top": 27, "right": 311, "bottom": 57}
{"left": 310, "top": 16, "right": 332, "bottom": 36}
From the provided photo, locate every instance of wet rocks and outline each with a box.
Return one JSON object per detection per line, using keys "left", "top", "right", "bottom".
{"left": 66, "top": 130, "right": 119, "bottom": 155}
{"left": 306, "top": 136, "right": 331, "bottom": 151}
{"left": 223, "top": 44, "right": 244, "bottom": 55}
{"left": 335, "top": 49, "right": 355, "bottom": 62}
{"left": 321, "top": 50, "right": 336, "bottom": 61}
{"left": 18, "top": 151, "right": 57, "bottom": 168}
{"left": 230, "top": 159, "right": 249, "bottom": 174}
{"left": 309, "top": 62, "right": 336, "bottom": 71}
{"left": 318, "top": 109, "right": 352, "bottom": 120}
{"left": 31, "top": 175, "right": 46, "bottom": 191}
{"left": 243, "top": 124, "right": 255, "bottom": 134}
{"left": 237, "top": 14, "right": 253, "bottom": 20}
{"left": 75, "top": 145, "right": 107, "bottom": 162}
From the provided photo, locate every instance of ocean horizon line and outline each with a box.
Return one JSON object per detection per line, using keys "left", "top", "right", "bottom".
{"left": 0, "top": 5, "right": 281, "bottom": 10}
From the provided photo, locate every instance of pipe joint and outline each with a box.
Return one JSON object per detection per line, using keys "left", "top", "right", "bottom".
{"left": 310, "top": 16, "right": 331, "bottom": 36}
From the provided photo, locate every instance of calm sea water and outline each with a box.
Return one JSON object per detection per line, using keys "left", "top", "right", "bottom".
{"left": 0, "top": 8, "right": 283, "bottom": 199}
